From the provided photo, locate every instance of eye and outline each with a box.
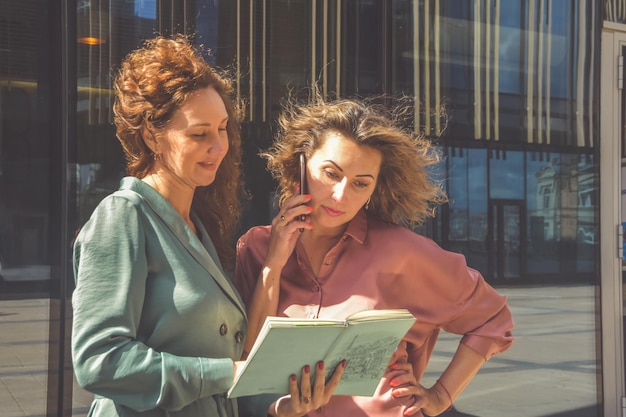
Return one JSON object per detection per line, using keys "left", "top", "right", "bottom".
{"left": 354, "top": 181, "right": 369, "bottom": 189}
{"left": 324, "top": 170, "right": 340, "bottom": 180}
{"left": 191, "top": 132, "right": 206, "bottom": 138}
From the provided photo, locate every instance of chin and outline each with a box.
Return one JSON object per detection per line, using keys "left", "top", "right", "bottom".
{"left": 196, "top": 174, "right": 217, "bottom": 187}
{"left": 319, "top": 216, "right": 350, "bottom": 229}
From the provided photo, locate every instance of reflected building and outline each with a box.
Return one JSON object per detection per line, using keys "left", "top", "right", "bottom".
{"left": 528, "top": 155, "right": 597, "bottom": 276}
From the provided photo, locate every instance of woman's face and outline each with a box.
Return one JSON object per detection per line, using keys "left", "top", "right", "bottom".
{"left": 154, "top": 86, "right": 229, "bottom": 188}
{"left": 306, "top": 130, "right": 382, "bottom": 230}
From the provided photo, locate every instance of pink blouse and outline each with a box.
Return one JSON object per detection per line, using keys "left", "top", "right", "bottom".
{"left": 234, "top": 209, "right": 514, "bottom": 417}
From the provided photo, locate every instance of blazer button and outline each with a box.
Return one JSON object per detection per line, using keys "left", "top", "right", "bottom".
{"left": 235, "top": 331, "right": 243, "bottom": 343}
{"left": 219, "top": 323, "right": 228, "bottom": 336}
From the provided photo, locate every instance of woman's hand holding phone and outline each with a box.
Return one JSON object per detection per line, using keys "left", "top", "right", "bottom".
{"left": 298, "top": 154, "right": 308, "bottom": 226}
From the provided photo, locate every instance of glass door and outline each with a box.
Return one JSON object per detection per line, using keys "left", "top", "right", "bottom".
{"left": 488, "top": 199, "right": 524, "bottom": 282}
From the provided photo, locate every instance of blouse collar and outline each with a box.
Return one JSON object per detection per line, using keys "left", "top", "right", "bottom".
{"left": 343, "top": 209, "right": 368, "bottom": 244}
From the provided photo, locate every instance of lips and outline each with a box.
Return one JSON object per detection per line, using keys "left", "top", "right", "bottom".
{"left": 199, "top": 161, "right": 217, "bottom": 169}
{"left": 322, "top": 205, "right": 345, "bottom": 217}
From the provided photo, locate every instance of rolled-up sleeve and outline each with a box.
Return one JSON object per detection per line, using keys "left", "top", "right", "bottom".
{"left": 445, "top": 265, "right": 514, "bottom": 359}
{"left": 400, "top": 240, "right": 514, "bottom": 362}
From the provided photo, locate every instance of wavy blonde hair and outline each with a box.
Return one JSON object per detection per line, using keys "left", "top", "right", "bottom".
{"left": 263, "top": 91, "right": 448, "bottom": 228}
{"left": 113, "top": 35, "right": 245, "bottom": 267}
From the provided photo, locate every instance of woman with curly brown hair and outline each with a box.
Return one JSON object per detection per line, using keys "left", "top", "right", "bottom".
{"left": 71, "top": 37, "right": 343, "bottom": 417}
{"left": 234, "top": 93, "right": 514, "bottom": 417}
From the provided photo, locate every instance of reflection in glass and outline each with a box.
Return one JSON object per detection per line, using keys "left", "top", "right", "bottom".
{"left": 0, "top": 1, "right": 605, "bottom": 417}
{"left": 0, "top": 4, "right": 52, "bottom": 286}
{"left": 467, "top": 149, "right": 488, "bottom": 273}
{"left": 489, "top": 151, "right": 524, "bottom": 200}
{"left": 525, "top": 152, "right": 596, "bottom": 277}
{"left": 447, "top": 150, "right": 469, "bottom": 257}
{"left": 527, "top": 153, "right": 558, "bottom": 274}
{"left": 502, "top": 204, "right": 521, "bottom": 280}
{"left": 575, "top": 155, "right": 596, "bottom": 273}
{"left": 0, "top": 2, "right": 54, "bottom": 417}
{"left": 388, "top": 0, "right": 596, "bottom": 147}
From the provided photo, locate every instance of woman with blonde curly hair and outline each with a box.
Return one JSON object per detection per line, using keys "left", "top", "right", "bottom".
{"left": 234, "top": 92, "right": 514, "bottom": 416}
{"left": 71, "top": 37, "right": 343, "bottom": 417}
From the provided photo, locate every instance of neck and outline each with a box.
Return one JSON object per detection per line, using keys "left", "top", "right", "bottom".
{"left": 299, "top": 224, "right": 347, "bottom": 276}
{"left": 301, "top": 222, "right": 347, "bottom": 246}
{"left": 142, "top": 173, "right": 195, "bottom": 223}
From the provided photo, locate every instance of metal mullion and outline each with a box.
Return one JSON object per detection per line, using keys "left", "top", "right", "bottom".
{"left": 236, "top": 0, "right": 241, "bottom": 111}
{"left": 473, "top": 0, "right": 481, "bottom": 140}
{"left": 413, "top": 0, "right": 420, "bottom": 133}
{"left": 336, "top": 0, "right": 341, "bottom": 97}
{"left": 262, "top": 0, "right": 266, "bottom": 122}
{"left": 311, "top": 0, "right": 317, "bottom": 91}
{"left": 494, "top": 0, "right": 500, "bottom": 141}
{"left": 249, "top": 0, "right": 254, "bottom": 121}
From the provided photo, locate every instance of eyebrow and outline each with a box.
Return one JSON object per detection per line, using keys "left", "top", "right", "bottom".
{"left": 190, "top": 117, "right": 229, "bottom": 127}
{"left": 324, "top": 160, "right": 376, "bottom": 179}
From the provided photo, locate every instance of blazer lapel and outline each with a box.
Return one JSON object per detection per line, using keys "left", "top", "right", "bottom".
{"left": 118, "top": 178, "right": 247, "bottom": 317}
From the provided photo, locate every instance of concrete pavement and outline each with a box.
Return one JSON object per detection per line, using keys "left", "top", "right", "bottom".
{"left": 0, "top": 285, "right": 603, "bottom": 417}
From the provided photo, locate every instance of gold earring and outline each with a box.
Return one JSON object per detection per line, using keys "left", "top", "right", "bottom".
{"left": 365, "top": 198, "right": 371, "bottom": 210}
{"left": 153, "top": 152, "right": 162, "bottom": 161}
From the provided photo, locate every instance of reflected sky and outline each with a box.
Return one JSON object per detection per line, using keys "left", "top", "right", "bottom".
{"left": 489, "top": 151, "right": 524, "bottom": 200}
{"left": 134, "top": 0, "right": 156, "bottom": 19}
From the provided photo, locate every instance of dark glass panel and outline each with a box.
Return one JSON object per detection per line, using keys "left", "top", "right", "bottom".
{"left": 342, "top": 0, "right": 380, "bottom": 95}
{"left": 489, "top": 150, "right": 524, "bottom": 199}
{"left": 446, "top": 150, "right": 469, "bottom": 256}
{"left": 268, "top": 0, "right": 310, "bottom": 119}
{"left": 0, "top": 1, "right": 53, "bottom": 291}
{"left": 0, "top": 1, "right": 56, "bottom": 416}
{"left": 526, "top": 152, "right": 560, "bottom": 274}
{"left": 575, "top": 154, "right": 596, "bottom": 273}
{"left": 525, "top": 151, "right": 595, "bottom": 279}
{"left": 466, "top": 149, "right": 488, "bottom": 273}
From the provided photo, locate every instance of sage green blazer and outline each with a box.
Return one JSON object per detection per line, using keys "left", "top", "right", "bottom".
{"left": 72, "top": 177, "right": 247, "bottom": 417}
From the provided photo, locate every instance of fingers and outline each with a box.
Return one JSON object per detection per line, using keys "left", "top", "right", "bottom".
{"left": 283, "top": 360, "right": 346, "bottom": 415}
{"left": 311, "top": 361, "right": 326, "bottom": 405}
{"left": 265, "top": 196, "right": 312, "bottom": 270}
{"left": 287, "top": 373, "right": 298, "bottom": 396}
{"left": 400, "top": 392, "right": 427, "bottom": 416}
{"left": 275, "top": 195, "right": 312, "bottom": 229}
{"left": 325, "top": 359, "right": 346, "bottom": 391}
{"left": 299, "top": 365, "right": 312, "bottom": 405}
{"left": 391, "top": 383, "right": 428, "bottom": 415}
{"left": 312, "top": 360, "right": 346, "bottom": 409}
{"left": 284, "top": 370, "right": 309, "bottom": 416}
{"left": 388, "top": 372, "right": 417, "bottom": 388}
{"left": 309, "top": 360, "right": 346, "bottom": 409}
{"left": 389, "top": 361, "right": 414, "bottom": 373}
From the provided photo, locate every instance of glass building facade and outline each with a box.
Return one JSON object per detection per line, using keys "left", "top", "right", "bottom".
{"left": 0, "top": 0, "right": 616, "bottom": 416}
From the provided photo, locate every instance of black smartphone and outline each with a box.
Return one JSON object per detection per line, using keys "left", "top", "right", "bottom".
{"left": 299, "top": 153, "right": 307, "bottom": 195}
{"left": 299, "top": 154, "right": 307, "bottom": 223}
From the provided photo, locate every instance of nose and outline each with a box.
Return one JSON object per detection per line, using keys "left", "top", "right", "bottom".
{"left": 331, "top": 178, "right": 348, "bottom": 202}
{"left": 207, "top": 130, "right": 229, "bottom": 156}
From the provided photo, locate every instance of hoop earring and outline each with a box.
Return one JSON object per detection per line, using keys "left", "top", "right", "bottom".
{"left": 365, "top": 198, "right": 371, "bottom": 210}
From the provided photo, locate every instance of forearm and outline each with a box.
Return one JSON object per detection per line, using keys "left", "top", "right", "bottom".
{"left": 243, "top": 265, "right": 282, "bottom": 355}
{"left": 435, "top": 343, "right": 486, "bottom": 402}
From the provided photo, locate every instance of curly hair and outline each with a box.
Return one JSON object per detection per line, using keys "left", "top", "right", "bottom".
{"left": 262, "top": 91, "right": 448, "bottom": 228}
{"left": 112, "top": 35, "right": 245, "bottom": 267}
